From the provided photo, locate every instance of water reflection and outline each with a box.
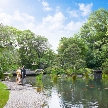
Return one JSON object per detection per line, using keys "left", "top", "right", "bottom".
{"left": 44, "top": 88, "right": 63, "bottom": 108}
{"left": 11, "top": 75, "right": 108, "bottom": 108}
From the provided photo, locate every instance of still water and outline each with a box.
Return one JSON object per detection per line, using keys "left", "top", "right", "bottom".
{"left": 12, "top": 75, "right": 108, "bottom": 108}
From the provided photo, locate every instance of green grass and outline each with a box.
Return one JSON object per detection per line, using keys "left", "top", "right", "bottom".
{"left": 0, "top": 82, "right": 9, "bottom": 108}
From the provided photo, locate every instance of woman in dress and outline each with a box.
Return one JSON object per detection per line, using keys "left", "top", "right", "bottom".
{"left": 16, "top": 67, "right": 21, "bottom": 84}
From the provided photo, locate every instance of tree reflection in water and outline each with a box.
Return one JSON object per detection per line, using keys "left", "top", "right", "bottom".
{"left": 11, "top": 75, "right": 108, "bottom": 108}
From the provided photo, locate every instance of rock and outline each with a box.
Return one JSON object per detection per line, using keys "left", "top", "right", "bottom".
{"left": 2, "top": 81, "right": 47, "bottom": 108}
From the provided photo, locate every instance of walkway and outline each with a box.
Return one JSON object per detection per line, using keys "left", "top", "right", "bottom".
{"left": 3, "top": 81, "right": 47, "bottom": 108}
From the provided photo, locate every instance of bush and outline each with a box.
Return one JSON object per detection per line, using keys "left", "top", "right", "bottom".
{"left": 0, "top": 71, "right": 4, "bottom": 79}
{"left": 102, "top": 59, "right": 108, "bottom": 74}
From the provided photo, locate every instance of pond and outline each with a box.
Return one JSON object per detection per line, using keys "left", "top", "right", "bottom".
{"left": 11, "top": 74, "right": 108, "bottom": 108}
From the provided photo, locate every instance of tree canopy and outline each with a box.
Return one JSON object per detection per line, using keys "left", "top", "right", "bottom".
{"left": 1, "top": 8, "right": 108, "bottom": 76}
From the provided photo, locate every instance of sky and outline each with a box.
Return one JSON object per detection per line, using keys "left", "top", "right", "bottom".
{"left": 0, "top": 0, "right": 108, "bottom": 52}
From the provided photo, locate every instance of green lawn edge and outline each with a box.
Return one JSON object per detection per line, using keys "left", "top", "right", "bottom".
{"left": 0, "top": 82, "right": 9, "bottom": 108}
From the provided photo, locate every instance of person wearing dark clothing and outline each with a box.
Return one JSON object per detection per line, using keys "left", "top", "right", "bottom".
{"left": 21, "top": 66, "right": 26, "bottom": 85}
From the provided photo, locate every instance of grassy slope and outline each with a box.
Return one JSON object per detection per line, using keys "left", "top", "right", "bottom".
{"left": 0, "top": 82, "right": 9, "bottom": 108}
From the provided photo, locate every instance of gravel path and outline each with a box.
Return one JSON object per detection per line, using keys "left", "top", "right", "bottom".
{"left": 3, "top": 81, "right": 47, "bottom": 108}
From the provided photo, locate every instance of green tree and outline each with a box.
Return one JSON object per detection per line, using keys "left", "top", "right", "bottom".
{"left": 57, "top": 36, "right": 87, "bottom": 74}
{"left": 79, "top": 8, "right": 108, "bottom": 69}
{"left": 17, "top": 30, "right": 52, "bottom": 69}
{"left": 0, "top": 24, "right": 20, "bottom": 76}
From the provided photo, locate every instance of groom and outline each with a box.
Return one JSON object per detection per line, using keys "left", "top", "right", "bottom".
{"left": 21, "top": 65, "right": 26, "bottom": 85}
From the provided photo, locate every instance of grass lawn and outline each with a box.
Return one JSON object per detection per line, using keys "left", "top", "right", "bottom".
{"left": 0, "top": 82, "right": 9, "bottom": 108}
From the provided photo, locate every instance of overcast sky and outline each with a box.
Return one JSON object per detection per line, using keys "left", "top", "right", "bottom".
{"left": 0, "top": 0, "right": 108, "bottom": 52}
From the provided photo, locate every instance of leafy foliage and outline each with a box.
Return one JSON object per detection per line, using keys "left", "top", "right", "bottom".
{"left": 0, "top": 24, "right": 55, "bottom": 78}
{"left": 1, "top": 8, "right": 108, "bottom": 78}
{"left": 79, "top": 8, "right": 108, "bottom": 69}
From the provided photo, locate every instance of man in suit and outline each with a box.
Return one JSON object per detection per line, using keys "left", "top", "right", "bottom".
{"left": 21, "top": 65, "right": 26, "bottom": 85}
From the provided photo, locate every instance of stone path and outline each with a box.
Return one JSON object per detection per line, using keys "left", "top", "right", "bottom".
{"left": 3, "top": 81, "right": 47, "bottom": 108}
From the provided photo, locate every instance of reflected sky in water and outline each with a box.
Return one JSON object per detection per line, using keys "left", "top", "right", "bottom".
{"left": 47, "top": 88, "right": 63, "bottom": 108}
{"left": 11, "top": 75, "right": 108, "bottom": 108}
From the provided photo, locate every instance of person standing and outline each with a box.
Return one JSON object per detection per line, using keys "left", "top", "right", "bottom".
{"left": 21, "top": 66, "right": 26, "bottom": 85}
{"left": 16, "top": 67, "right": 21, "bottom": 84}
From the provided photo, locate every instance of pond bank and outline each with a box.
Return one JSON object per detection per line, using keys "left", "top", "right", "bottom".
{"left": 3, "top": 81, "right": 47, "bottom": 108}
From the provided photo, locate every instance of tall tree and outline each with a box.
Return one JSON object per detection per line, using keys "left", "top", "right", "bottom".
{"left": 57, "top": 35, "right": 87, "bottom": 73}
{"left": 17, "top": 30, "right": 52, "bottom": 69}
{"left": 79, "top": 8, "right": 108, "bottom": 69}
{"left": 0, "top": 24, "right": 20, "bottom": 73}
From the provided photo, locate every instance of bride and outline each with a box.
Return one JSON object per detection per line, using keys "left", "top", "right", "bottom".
{"left": 16, "top": 67, "right": 21, "bottom": 84}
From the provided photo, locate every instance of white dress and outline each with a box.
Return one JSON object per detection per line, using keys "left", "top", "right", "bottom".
{"left": 16, "top": 69, "right": 21, "bottom": 83}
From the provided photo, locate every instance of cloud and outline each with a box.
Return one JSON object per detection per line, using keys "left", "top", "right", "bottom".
{"left": 0, "top": 8, "right": 3, "bottom": 13}
{"left": 42, "top": 1, "right": 49, "bottom": 7}
{"left": 67, "top": 3, "right": 93, "bottom": 18}
{"left": 41, "top": 12, "right": 66, "bottom": 31}
{"left": 55, "top": 6, "right": 60, "bottom": 12}
{"left": 44, "top": 7, "right": 52, "bottom": 11}
{"left": 65, "top": 21, "right": 85, "bottom": 32}
{"left": 34, "top": 12, "right": 85, "bottom": 51}
{"left": 0, "top": 5, "right": 86, "bottom": 51}
{"left": 0, "top": 13, "right": 12, "bottom": 25}
{"left": 0, "top": 0, "right": 15, "bottom": 10}
{"left": 78, "top": 3, "right": 93, "bottom": 16}
{"left": 42, "top": 1, "right": 52, "bottom": 11}
{"left": 13, "top": 11, "right": 35, "bottom": 22}
{"left": 0, "top": 0, "right": 10, "bottom": 5}
{"left": 0, "top": 10, "right": 35, "bottom": 30}
{"left": 67, "top": 9, "right": 79, "bottom": 18}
